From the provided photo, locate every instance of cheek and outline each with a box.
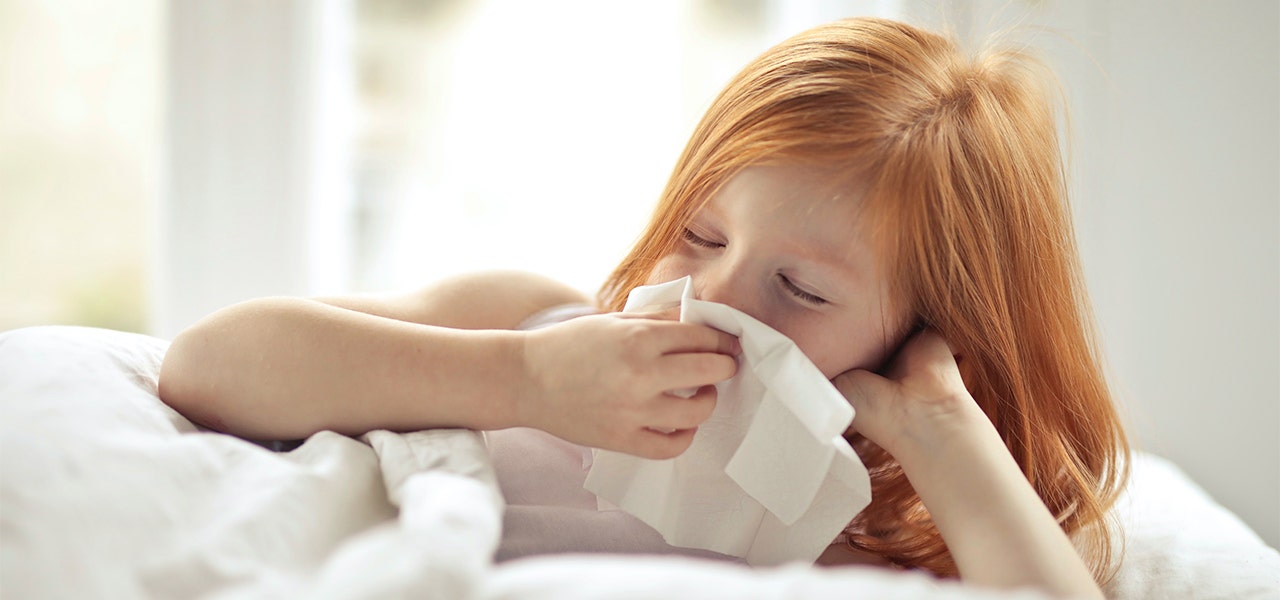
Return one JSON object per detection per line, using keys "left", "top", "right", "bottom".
{"left": 645, "top": 256, "right": 693, "bottom": 286}
{"left": 797, "top": 318, "right": 901, "bottom": 379}
{"left": 798, "top": 332, "right": 858, "bottom": 379}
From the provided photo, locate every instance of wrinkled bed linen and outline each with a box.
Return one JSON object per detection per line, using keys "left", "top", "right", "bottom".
{"left": 1, "top": 326, "right": 504, "bottom": 599}
{"left": 2, "top": 326, "right": 1277, "bottom": 599}
{"left": 488, "top": 426, "right": 738, "bottom": 563}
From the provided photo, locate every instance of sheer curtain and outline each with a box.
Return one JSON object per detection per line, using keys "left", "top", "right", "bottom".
{"left": 349, "top": 0, "right": 894, "bottom": 295}
{"left": 159, "top": 0, "right": 891, "bottom": 336}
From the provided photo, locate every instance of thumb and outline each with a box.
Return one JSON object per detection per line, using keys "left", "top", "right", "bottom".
{"left": 832, "top": 369, "right": 895, "bottom": 438}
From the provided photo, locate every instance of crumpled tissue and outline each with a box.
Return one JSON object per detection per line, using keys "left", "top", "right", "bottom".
{"left": 582, "top": 276, "right": 871, "bottom": 566}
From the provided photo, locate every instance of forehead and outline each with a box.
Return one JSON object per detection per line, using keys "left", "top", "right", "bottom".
{"left": 707, "top": 164, "right": 873, "bottom": 262}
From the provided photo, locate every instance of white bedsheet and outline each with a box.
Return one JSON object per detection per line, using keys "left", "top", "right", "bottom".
{"left": 1, "top": 326, "right": 1277, "bottom": 599}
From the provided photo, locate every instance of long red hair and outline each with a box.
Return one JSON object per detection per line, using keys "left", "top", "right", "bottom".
{"left": 599, "top": 17, "right": 1128, "bottom": 580}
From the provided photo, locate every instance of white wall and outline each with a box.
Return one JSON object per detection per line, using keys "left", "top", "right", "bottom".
{"left": 1086, "top": 1, "right": 1279, "bottom": 549}
{"left": 904, "top": 0, "right": 1279, "bottom": 548}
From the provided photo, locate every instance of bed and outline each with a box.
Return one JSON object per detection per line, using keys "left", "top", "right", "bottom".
{"left": 2, "top": 325, "right": 1277, "bottom": 599}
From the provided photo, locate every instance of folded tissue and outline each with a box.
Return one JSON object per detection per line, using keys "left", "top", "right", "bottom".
{"left": 583, "top": 276, "right": 872, "bottom": 566}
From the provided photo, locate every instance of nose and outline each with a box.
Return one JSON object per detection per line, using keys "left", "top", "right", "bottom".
{"left": 691, "top": 260, "right": 757, "bottom": 316}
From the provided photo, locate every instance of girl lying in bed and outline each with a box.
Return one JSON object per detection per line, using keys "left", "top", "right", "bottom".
{"left": 159, "top": 16, "right": 1128, "bottom": 599}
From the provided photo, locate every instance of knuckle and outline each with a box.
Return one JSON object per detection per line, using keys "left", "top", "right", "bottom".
{"left": 620, "top": 321, "right": 662, "bottom": 353}
{"left": 623, "top": 363, "right": 657, "bottom": 391}
{"left": 622, "top": 318, "right": 660, "bottom": 340}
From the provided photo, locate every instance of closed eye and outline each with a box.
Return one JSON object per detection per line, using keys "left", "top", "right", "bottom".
{"left": 778, "top": 274, "right": 827, "bottom": 305}
{"left": 681, "top": 228, "right": 723, "bottom": 249}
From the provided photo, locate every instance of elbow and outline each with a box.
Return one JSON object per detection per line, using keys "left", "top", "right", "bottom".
{"left": 158, "top": 327, "right": 229, "bottom": 432}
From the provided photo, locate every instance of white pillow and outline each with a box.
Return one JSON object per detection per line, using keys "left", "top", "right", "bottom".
{"left": 1103, "top": 452, "right": 1280, "bottom": 599}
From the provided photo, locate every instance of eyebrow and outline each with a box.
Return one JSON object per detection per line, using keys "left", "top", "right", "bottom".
{"left": 774, "top": 206, "right": 867, "bottom": 280}
{"left": 785, "top": 241, "right": 866, "bottom": 285}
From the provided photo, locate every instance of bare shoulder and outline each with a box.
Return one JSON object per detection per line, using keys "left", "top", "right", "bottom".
{"left": 317, "top": 270, "right": 594, "bottom": 330}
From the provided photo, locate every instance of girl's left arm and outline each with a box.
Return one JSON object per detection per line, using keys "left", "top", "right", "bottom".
{"left": 834, "top": 331, "right": 1103, "bottom": 600}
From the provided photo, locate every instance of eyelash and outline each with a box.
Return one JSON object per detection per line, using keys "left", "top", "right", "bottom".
{"left": 682, "top": 228, "right": 828, "bottom": 306}
{"left": 779, "top": 275, "right": 828, "bottom": 305}
{"left": 681, "top": 228, "right": 723, "bottom": 249}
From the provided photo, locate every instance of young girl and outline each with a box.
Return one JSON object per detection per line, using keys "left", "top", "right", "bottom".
{"left": 160, "top": 16, "right": 1127, "bottom": 599}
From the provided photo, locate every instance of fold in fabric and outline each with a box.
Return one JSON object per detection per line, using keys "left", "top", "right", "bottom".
{"left": 583, "top": 277, "right": 871, "bottom": 566}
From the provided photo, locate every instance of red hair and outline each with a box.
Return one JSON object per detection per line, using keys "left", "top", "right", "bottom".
{"left": 599, "top": 17, "right": 1128, "bottom": 580}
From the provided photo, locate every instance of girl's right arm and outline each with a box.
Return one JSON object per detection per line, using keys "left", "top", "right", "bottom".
{"left": 835, "top": 331, "right": 1103, "bottom": 599}
{"left": 158, "top": 271, "right": 738, "bottom": 459}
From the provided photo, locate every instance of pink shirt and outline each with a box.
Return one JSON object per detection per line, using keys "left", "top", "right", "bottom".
{"left": 487, "top": 426, "right": 739, "bottom": 562}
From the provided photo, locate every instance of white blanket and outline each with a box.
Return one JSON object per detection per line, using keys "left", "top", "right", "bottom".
{"left": 1, "top": 326, "right": 1276, "bottom": 599}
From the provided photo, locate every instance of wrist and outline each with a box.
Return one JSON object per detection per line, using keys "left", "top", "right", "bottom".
{"left": 888, "top": 396, "right": 997, "bottom": 475}
{"left": 512, "top": 328, "right": 546, "bottom": 431}
{"left": 432, "top": 328, "right": 530, "bottom": 432}
{"left": 892, "top": 406, "right": 1100, "bottom": 599}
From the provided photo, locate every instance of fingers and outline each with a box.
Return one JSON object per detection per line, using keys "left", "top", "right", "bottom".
{"left": 613, "top": 312, "right": 741, "bottom": 357}
{"left": 655, "top": 321, "right": 739, "bottom": 356}
{"left": 656, "top": 352, "right": 737, "bottom": 389}
{"left": 644, "top": 307, "right": 682, "bottom": 321}
{"left": 885, "top": 328, "right": 959, "bottom": 380}
{"left": 621, "top": 386, "right": 719, "bottom": 459}
{"left": 831, "top": 329, "right": 973, "bottom": 451}
{"left": 833, "top": 328, "right": 957, "bottom": 412}
{"left": 632, "top": 427, "right": 698, "bottom": 460}
{"left": 832, "top": 369, "right": 892, "bottom": 426}
{"left": 654, "top": 384, "right": 718, "bottom": 429}
{"left": 614, "top": 307, "right": 681, "bottom": 321}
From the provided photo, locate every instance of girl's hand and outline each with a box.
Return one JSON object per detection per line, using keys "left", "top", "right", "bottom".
{"left": 520, "top": 311, "right": 739, "bottom": 459}
{"left": 831, "top": 329, "right": 988, "bottom": 467}
{"left": 834, "top": 330, "right": 1104, "bottom": 598}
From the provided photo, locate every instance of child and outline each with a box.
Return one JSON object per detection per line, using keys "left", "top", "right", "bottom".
{"left": 160, "top": 16, "right": 1127, "bottom": 599}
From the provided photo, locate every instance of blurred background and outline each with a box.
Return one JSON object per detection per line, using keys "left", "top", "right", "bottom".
{"left": 1, "top": 0, "right": 1276, "bottom": 549}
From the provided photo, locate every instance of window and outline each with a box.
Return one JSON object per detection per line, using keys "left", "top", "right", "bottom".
{"left": 353, "top": 0, "right": 774, "bottom": 294}
{"left": 0, "top": 1, "right": 161, "bottom": 333}
{"left": 157, "top": 0, "right": 891, "bottom": 336}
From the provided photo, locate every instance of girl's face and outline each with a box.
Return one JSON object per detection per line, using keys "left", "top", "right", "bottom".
{"left": 647, "top": 164, "right": 913, "bottom": 379}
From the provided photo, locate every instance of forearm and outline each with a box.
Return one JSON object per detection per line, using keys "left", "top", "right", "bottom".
{"left": 897, "top": 414, "right": 1102, "bottom": 599}
{"left": 158, "top": 297, "right": 526, "bottom": 440}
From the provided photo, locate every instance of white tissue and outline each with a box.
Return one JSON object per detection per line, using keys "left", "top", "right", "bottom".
{"left": 582, "top": 276, "right": 872, "bottom": 566}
